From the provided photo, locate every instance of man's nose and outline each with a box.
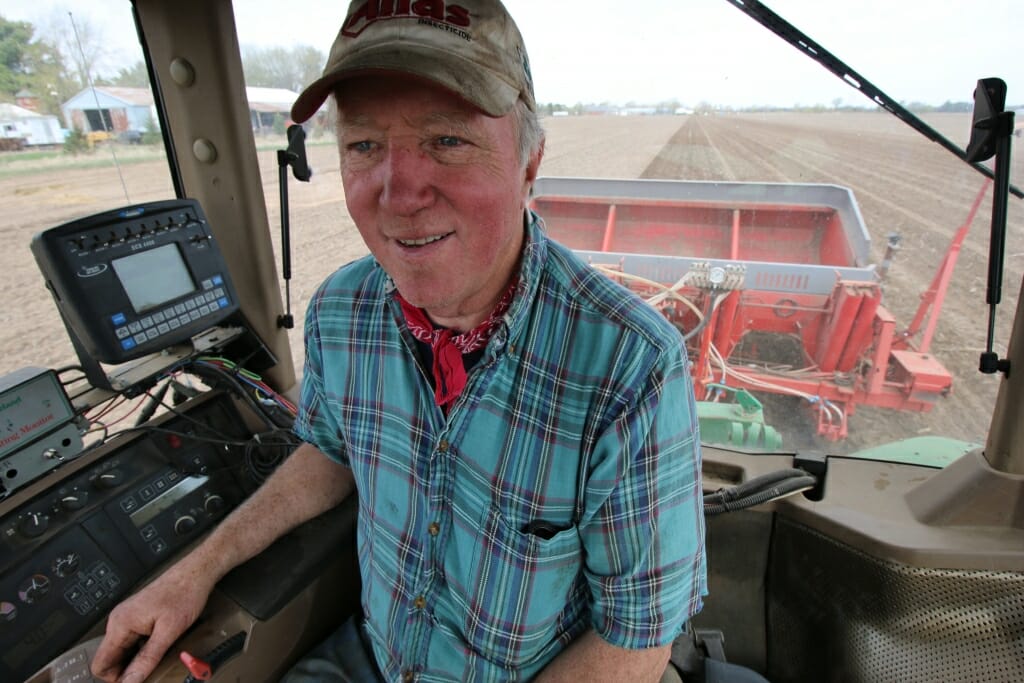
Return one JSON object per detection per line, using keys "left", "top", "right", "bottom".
{"left": 379, "top": 143, "right": 435, "bottom": 216}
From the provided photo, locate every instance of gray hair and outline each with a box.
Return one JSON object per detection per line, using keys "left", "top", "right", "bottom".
{"left": 511, "top": 98, "right": 545, "bottom": 169}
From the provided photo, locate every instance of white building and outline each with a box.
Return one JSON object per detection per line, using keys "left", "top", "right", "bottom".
{"left": 245, "top": 87, "right": 302, "bottom": 133}
{"left": 0, "top": 103, "right": 64, "bottom": 147}
{"left": 60, "top": 86, "right": 300, "bottom": 136}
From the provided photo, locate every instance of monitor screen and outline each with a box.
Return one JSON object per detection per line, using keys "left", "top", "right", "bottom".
{"left": 111, "top": 243, "right": 196, "bottom": 313}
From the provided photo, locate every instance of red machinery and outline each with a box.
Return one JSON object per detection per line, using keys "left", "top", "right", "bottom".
{"left": 530, "top": 177, "right": 989, "bottom": 440}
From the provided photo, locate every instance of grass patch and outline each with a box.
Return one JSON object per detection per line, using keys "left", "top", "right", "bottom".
{"left": 0, "top": 149, "right": 63, "bottom": 163}
{"left": 0, "top": 145, "right": 169, "bottom": 180}
{"left": 0, "top": 133, "right": 337, "bottom": 180}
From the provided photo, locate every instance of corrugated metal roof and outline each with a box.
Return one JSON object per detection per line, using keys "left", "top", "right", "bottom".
{"left": 61, "top": 86, "right": 298, "bottom": 113}
{"left": 245, "top": 87, "right": 299, "bottom": 106}
{"left": 94, "top": 86, "right": 155, "bottom": 105}
{"left": 0, "top": 103, "right": 54, "bottom": 120}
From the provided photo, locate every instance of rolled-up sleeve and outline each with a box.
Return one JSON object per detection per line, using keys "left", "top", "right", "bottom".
{"left": 293, "top": 283, "right": 349, "bottom": 466}
{"left": 581, "top": 348, "right": 707, "bottom": 649}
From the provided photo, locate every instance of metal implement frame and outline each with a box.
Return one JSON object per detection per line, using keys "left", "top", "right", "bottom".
{"left": 532, "top": 177, "right": 986, "bottom": 440}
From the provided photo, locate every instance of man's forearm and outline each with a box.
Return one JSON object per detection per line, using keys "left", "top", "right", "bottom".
{"left": 535, "top": 629, "right": 671, "bottom": 683}
{"left": 178, "top": 442, "right": 355, "bottom": 582}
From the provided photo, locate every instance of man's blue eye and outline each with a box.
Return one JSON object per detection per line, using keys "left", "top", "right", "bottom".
{"left": 437, "top": 136, "right": 462, "bottom": 147}
{"left": 350, "top": 141, "right": 374, "bottom": 152}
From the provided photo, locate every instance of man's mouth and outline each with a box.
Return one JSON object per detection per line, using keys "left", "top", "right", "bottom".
{"left": 398, "top": 233, "right": 452, "bottom": 247}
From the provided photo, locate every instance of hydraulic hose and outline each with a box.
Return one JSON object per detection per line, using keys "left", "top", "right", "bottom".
{"left": 704, "top": 468, "right": 810, "bottom": 504}
{"left": 704, "top": 469, "right": 818, "bottom": 516}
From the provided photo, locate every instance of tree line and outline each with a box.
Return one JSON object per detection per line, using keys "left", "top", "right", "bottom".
{"left": 4, "top": 14, "right": 1001, "bottom": 126}
{"left": 0, "top": 14, "right": 325, "bottom": 119}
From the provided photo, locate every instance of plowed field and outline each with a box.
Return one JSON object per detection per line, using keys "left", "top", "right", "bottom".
{"left": 2, "top": 112, "right": 1021, "bottom": 452}
{"left": 638, "top": 112, "right": 1023, "bottom": 451}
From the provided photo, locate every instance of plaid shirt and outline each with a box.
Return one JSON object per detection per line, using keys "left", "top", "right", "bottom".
{"left": 295, "top": 213, "right": 707, "bottom": 682}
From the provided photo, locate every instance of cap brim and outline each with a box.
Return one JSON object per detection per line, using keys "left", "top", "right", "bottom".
{"left": 291, "top": 41, "right": 521, "bottom": 123}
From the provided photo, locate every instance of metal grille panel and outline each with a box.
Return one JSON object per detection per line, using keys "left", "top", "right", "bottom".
{"left": 768, "top": 517, "right": 1024, "bottom": 683}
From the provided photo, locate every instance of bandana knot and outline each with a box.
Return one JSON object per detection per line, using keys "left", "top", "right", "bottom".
{"left": 397, "top": 279, "right": 517, "bottom": 408}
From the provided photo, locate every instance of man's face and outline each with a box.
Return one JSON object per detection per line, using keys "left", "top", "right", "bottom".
{"left": 336, "top": 75, "right": 541, "bottom": 328}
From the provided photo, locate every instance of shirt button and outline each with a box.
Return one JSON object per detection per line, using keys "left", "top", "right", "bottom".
{"left": 437, "top": 439, "right": 449, "bottom": 453}
{"left": 428, "top": 522, "right": 440, "bottom": 536}
{"left": 403, "top": 671, "right": 415, "bottom": 683}
{"left": 413, "top": 595, "right": 426, "bottom": 609}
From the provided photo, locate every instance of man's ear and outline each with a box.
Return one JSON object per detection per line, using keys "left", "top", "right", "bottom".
{"left": 526, "top": 137, "right": 545, "bottom": 183}
{"left": 523, "top": 136, "right": 545, "bottom": 198}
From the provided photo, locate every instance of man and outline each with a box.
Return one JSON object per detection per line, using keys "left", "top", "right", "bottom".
{"left": 91, "top": 1, "right": 706, "bottom": 681}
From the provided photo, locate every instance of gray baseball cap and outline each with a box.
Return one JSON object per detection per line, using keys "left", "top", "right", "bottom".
{"left": 291, "top": 0, "right": 536, "bottom": 122}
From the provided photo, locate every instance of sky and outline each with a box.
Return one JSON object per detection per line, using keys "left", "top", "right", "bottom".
{"left": 4, "top": 0, "right": 1022, "bottom": 109}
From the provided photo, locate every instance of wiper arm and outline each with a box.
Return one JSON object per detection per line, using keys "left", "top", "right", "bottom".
{"left": 726, "top": 0, "right": 1023, "bottom": 199}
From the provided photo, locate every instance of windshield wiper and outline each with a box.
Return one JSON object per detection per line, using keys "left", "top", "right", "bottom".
{"left": 726, "top": 0, "right": 1023, "bottom": 199}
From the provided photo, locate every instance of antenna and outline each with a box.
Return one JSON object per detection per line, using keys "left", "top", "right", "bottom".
{"left": 68, "top": 12, "right": 131, "bottom": 204}
{"left": 276, "top": 124, "right": 313, "bottom": 329}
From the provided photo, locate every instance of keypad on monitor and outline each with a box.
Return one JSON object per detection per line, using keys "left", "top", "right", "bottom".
{"left": 111, "top": 275, "right": 229, "bottom": 352}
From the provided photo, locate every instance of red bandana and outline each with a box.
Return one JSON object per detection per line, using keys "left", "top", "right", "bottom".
{"left": 397, "top": 279, "right": 518, "bottom": 409}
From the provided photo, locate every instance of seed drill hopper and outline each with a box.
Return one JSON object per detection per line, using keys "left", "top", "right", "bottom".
{"left": 531, "top": 177, "right": 987, "bottom": 442}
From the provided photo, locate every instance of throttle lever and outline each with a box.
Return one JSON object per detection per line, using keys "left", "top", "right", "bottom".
{"left": 181, "top": 631, "right": 246, "bottom": 683}
{"left": 180, "top": 651, "right": 212, "bottom": 681}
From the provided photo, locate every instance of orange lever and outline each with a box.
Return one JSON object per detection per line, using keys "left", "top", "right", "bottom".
{"left": 180, "top": 650, "right": 213, "bottom": 681}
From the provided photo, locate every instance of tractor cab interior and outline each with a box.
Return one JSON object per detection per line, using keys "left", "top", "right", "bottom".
{"left": 1, "top": 1, "right": 1022, "bottom": 682}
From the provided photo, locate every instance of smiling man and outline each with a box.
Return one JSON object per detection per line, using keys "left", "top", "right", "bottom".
{"left": 91, "top": 2, "right": 706, "bottom": 682}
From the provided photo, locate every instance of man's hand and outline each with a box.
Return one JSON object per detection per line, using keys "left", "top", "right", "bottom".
{"left": 91, "top": 558, "right": 215, "bottom": 682}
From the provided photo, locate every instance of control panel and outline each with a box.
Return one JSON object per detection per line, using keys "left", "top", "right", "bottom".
{"left": 1, "top": 367, "right": 83, "bottom": 496}
{"left": 31, "top": 199, "right": 240, "bottom": 364}
{"left": 0, "top": 392, "right": 268, "bottom": 682}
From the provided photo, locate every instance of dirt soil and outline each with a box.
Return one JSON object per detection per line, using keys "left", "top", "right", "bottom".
{"left": 2, "top": 112, "right": 1020, "bottom": 453}
{"left": 640, "top": 112, "right": 1023, "bottom": 451}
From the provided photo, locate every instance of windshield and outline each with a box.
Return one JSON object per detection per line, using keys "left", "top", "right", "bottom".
{"left": 2, "top": 0, "right": 1020, "bottom": 456}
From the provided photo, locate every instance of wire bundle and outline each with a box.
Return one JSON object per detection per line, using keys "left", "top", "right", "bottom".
{"left": 64, "top": 356, "right": 300, "bottom": 486}
{"left": 591, "top": 263, "right": 846, "bottom": 430}
{"left": 191, "top": 357, "right": 297, "bottom": 417}
{"left": 703, "top": 468, "right": 818, "bottom": 516}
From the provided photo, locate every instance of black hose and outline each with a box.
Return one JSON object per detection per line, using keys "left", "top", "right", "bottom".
{"left": 704, "top": 468, "right": 810, "bottom": 504}
{"left": 134, "top": 380, "right": 170, "bottom": 426}
{"left": 682, "top": 308, "right": 712, "bottom": 342}
{"left": 704, "top": 475, "right": 818, "bottom": 516}
{"left": 682, "top": 292, "right": 727, "bottom": 342}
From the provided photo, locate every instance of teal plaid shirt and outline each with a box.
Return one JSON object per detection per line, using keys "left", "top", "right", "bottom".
{"left": 295, "top": 213, "right": 707, "bottom": 682}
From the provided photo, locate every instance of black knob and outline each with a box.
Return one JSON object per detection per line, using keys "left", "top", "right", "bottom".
{"left": 53, "top": 553, "right": 81, "bottom": 578}
{"left": 174, "top": 515, "right": 197, "bottom": 536}
{"left": 18, "top": 512, "right": 49, "bottom": 539}
{"left": 94, "top": 470, "right": 124, "bottom": 489}
{"left": 60, "top": 491, "right": 89, "bottom": 511}
{"left": 204, "top": 495, "right": 225, "bottom": 514}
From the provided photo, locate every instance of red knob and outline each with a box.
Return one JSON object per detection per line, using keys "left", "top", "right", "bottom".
{"left": 179, "top": 650, "right": 212, "bottom": 680}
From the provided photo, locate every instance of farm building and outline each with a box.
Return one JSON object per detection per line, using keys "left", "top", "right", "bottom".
{"left": 246, "top": 87, "right": 301, "bottom": 133}
{"left": 0, "top": 103, "right": 63, "bottom": 148}
{"left": 61, "top": 86, "right": 157, "bottom": 136}
{"left": 60, "top": 86, "right": 299, "bottom": 137}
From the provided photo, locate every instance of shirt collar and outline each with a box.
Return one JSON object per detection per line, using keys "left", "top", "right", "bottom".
{"left": 494, "top": 209, "right": 547, "bottom": 354}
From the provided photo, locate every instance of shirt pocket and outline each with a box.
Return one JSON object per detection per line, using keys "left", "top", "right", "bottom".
{"left": 461, "top": 505, "right": 585, "bottom": 669}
